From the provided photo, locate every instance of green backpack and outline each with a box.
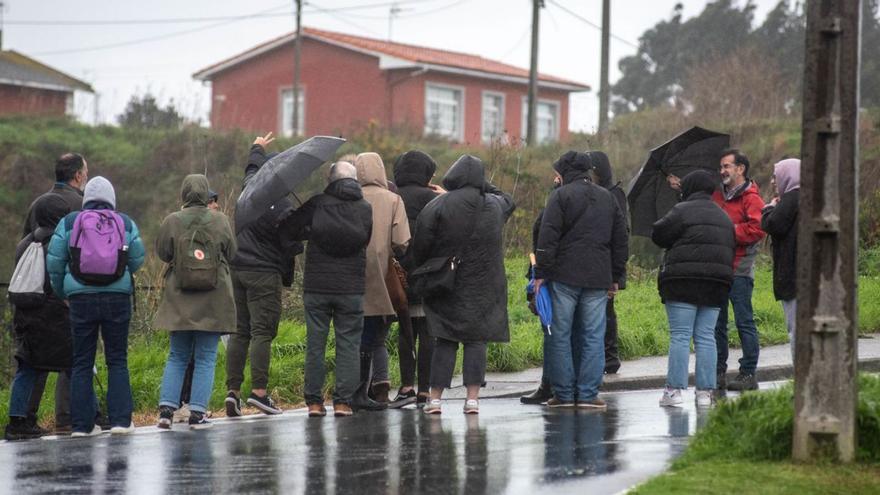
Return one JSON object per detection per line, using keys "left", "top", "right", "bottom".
{"left": 175, "top": 211, "right": 221, "bottom": 291}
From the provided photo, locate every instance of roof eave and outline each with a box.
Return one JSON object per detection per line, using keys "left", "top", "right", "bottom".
{"left": 418, "top": 63, "right": 590, "bottom": 92}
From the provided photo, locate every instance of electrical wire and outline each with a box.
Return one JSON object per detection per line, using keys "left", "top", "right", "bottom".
{"left": 546, "top": 0, "right": 639, "bottom": 49}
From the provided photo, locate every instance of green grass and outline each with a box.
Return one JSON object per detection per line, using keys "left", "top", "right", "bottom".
{"left": 4, "top": 259, "right": 880, "bottom": 426}
{"left": 633, "top": 374, "right": 880, "bottom": 494}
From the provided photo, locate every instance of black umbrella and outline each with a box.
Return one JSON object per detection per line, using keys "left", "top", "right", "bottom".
{"left": 627, "top": 126, "right": 730, "bottom": 237}
{"left": 235, "top": 135, "right": 345, "bottom": 233}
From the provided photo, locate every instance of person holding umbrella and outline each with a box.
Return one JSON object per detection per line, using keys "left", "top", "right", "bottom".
{"left": 652, "top": 170, "right": 735, "bottom": 408}
{"left": 534, "top": 151, "right": 628, "bottom": 409}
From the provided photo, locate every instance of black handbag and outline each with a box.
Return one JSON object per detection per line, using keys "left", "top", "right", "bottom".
{"left": 409, "top": 203, "right": 481, "bottom": 298}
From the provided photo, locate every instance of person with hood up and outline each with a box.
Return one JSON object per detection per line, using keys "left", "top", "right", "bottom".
{"left": 412, "top": 155, "right": 515, "bottom": 414}
{"left": 153, "top": 174, "right": 237, "bottom": 429}
{"left": 225, "top": 133, "right": 303, "bottom": 417}
{"left": 390, "top": 150, "right": 444, "bottom": 408}
{"left": 47, "top": 176, "right": 146, "bottom": 436}
{"left": 712, "top": 149, "right": 766, "bottom": 392}
{"left": 281, "top": 161, "right": 374, "bottom": 417}
{"left": 354, "top": 152, "right": 411, "bottom": 408}
{"left": 534, "top": 151, "right": 628, "bottom": 409}
{"left": 586, "top": 151, "right": 629, "bottom": 375}
{"left": 761, "top": 158, "right": 800, "bottom": 361}
{"left": 652, "top": 170, "right": 735, "bottom": 408}
{"left": 5, "top": 194, "right": 74, "bottom": 440}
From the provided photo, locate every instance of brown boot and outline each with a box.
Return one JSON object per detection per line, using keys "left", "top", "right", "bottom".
{"left": 333, "top": 403, "right": 353, "bottom": 417}
{"left": 307, "top": 403, "right": 327, "bottom": 417}
{"left": 370, "top": 382, "right": 391, "bottom": 403}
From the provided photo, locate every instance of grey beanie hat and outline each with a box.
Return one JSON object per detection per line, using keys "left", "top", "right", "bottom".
{"left": 83, "top": 176, "right": 116, "bottom": 209}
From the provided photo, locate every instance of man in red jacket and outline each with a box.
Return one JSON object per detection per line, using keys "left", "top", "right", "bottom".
{"left": 712, "top": 149, "right": 766, "bottom": 392}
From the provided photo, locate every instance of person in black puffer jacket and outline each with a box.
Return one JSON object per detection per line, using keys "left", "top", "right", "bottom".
{"left": 652, "top": 170, "right": 735, "bottom": 408}
{"left": 390, "top": 150, "right": 443, "bottom": 407}
{"left": 282, "top": 161, "right": 373, "bottom": 417}
{"left": 587, "top": 151, "right": 628, "bottom": 374}
{"left": 761, "top": 158, "right": 800, "bottom": 360}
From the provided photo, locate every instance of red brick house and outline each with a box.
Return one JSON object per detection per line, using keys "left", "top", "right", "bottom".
{"left": 194, "top": 27, "right": 589, "bottom": 145}
{"left": 0, "top": 50, "right": 93, "bottom": 116}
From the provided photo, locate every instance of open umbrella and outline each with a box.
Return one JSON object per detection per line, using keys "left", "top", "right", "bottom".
{"left": 627, "top": 127, "right": 730, "bottom": 237}
{"left": 235, "top": 135, "right": 346, "bottom": 233}
{"left": 526, "top": 254, "right": 553, "bottom": 334}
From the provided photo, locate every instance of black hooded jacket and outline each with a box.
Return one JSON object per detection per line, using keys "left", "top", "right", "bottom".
{"left": 588, "top": 150, "right": 629, "bottom": 288}
{"left": 13, "top": 193, "right": 73, "bottom": 371}
{"left": 412, "top": 155, "right": 515, "bottom": 343}
{"left": 535, "top": 151, "right": 629, "bottom": 289}
{"left": 651, "top": 170, "right": 735, "bottom": 307}
{"left": 231, "top": 144, "right": 303, "bottom": 286}
{"left": 282, "top": 178, "right": 373, "bottom": 295}
{"left": 761, "top": 189, "right": 799, "bottom": 301}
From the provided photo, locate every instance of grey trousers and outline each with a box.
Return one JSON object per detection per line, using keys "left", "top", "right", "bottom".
{"left": 303, "top": 292, "right": 364, "bottom": 405}
{"left": 429, "top": 338, "right": 487, "bottom": 389}
{"left": 782, "top": 299, "right": 797, "bottom": 363}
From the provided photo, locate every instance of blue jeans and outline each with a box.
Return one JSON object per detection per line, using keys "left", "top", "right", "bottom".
{"left": 159, "top": 331, "right": 221, "bottom": 413}
{"left": 665, "top": 302, "right": 720, "bottom": 390}
{"left": 69, "top": 293, "right": 133, "bottom": 433}
{"left": 8, "top": 361, "right": 41, "bottom": 418}
{"left": 715, "top": 276, "right": 761, "bottom": 375}
{"left": 546, "top": 282, "right": 607, "bottom": 402}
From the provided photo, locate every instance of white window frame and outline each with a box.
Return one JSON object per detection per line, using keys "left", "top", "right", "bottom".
{"left": 424, "top": 82, "right": 465, "bottom": 142}
{"left": 279, "top": 86, "right": 306, "bottom": 137}
{"left": 481, "top": 90, "right": 506, "bottom": 144}
{"left": 520, "top": 96, "right": 560, "bottom": 144}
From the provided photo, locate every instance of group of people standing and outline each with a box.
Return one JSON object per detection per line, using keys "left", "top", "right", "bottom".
{"left": 4, "top": 136, "right": 801, "bottom": 440}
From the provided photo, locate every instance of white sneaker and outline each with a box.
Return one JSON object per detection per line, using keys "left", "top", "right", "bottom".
{"left": 110, "top": 423, "right": 135, "bottom": 435}
{"left": 463, "top": 399, "right": 479, "bottom": 414}
{"left": 173, "top": 403, "right": 191, "bottom": 423}
{"left": 695, "top": 390, "right": 713, "bottom": 408}
{"left": 659, "top": 387, "right": 684, "bottom": 407}
{"left": 71, "top": 425, "right": 103, "bottom": 437}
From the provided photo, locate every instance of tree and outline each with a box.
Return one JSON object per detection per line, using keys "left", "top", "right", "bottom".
{"left": 117, "top": 94, "right": 183, "bottom": 129}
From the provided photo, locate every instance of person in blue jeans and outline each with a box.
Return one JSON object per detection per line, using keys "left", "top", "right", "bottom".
{"left": 154, "top": 175, "right": 237, "bottom": 429}
{"left": 653, "top": 170, "right": 735, "bottom": 408}
{"left": 534, "top": 151, "right": 628, "bottom": 409}
{"left": 47, "top": 176, "right": 146, "bottom": 437}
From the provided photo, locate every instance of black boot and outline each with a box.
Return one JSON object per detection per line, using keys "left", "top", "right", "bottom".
{"left": 520, "top": 379, "right": 554, "bottom": 405}
{"left": 351, "top": 352, "right": 386, "bottom": 412}
{"left": 5, "top": 416, "right": 44, "bottom": 441}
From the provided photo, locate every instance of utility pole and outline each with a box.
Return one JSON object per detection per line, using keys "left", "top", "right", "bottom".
{"left": 292, "top": 0, "right": 302, "bottom": 137}
{"left": 388, "top": 2, "right": 402, "bottom": 41}
{"left": 526, "top": 0, "right": 543, "bottom": 146}
{"left": 0, "top": 2, "right": 6, "bottom": 50}
{"left": 793, "top": 0, "right": 861, "bottom": 462}
{"left": 598, "top": 0, "right": 610, "bottom": 134}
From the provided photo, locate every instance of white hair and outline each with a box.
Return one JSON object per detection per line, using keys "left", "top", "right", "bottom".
{"left": 328, "top": 161, "right": 357, "bottom": 183}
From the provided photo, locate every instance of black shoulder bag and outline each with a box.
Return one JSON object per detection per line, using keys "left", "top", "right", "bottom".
{"left": 409, "top": 202, "right": 482, "bottom": 298}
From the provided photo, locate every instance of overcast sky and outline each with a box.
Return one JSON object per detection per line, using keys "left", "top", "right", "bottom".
{"left": 2, "top": 0, "right": 782, "bottom": 132}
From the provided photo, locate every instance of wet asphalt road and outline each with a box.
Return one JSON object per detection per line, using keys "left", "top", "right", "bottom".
{"left": 0, "top": 390, "right": 709, "bottom": 494}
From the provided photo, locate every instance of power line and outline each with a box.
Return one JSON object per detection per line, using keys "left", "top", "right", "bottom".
{"left": 396, "top": 0, "right": 469, "bottom": 18}
{"left": 546, "top": 0, "right": 638, "bottom": 49}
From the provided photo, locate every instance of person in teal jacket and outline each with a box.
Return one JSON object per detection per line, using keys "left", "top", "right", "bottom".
{"left": 46, "top": 176, "right": 145, "bottom": 436}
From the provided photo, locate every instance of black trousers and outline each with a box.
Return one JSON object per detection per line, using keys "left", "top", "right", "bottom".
{"left": 398, "top": 316, "right": 434, "bottom": 393}
{"left": 429, "top": 338, "right": 487, "bottom": 389}
{"left": 604, "top": 298, "right": 621, "bottom": 373}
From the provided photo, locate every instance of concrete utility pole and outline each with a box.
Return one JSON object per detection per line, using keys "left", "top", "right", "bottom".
{"left": 598, "top": 0, "right": 611, "bottom": 134}
{"left": 793, "top": 0, "right": 862, "bottom": 462}
{"left": 0, "top": 2, "right": 6, "bottom": 50}
{"left": 292, "top": 0, "right": 302, "bottom": 137}
{"left": 388, "top": 2, "right": 402, "bottom": 41}
{"left": 526, "top": 0, "right": 543, "bottom": 146}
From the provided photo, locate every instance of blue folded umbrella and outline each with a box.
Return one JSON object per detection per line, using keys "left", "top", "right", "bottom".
{"left": 527, "top": 262, "right": 553, "bottom": 334}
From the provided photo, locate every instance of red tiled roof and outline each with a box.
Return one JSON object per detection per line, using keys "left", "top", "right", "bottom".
{"left": 194, "top": 26, "right": 589, "bottom": 91}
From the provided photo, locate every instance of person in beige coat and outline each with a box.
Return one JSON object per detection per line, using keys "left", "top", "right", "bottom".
{"left": 354, "top": 152, "right": 411, "bottom": 405}
{"left": 154, "top": 174, "right": 237, "bottom": 429}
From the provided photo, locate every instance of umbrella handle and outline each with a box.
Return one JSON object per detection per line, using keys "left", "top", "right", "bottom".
{"left": 529, "top": 253, "right": 536, "bottom": 266}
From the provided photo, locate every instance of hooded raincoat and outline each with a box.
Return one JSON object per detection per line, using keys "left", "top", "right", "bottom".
{"left": 355, "top": 152, "right": 411, "bottom": 316}
{"left": 761, "top": 159, "right": 800, "bottom": 301}
{"left": 154, "top": 175, "right": 237, "bottom": 333}
{"left": 412, "top": 155, "right": 515, "bottom": 343}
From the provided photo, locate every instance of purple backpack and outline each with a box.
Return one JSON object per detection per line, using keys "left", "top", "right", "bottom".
{"left": 69, "top": 210, "right": 129, "bottom": 285}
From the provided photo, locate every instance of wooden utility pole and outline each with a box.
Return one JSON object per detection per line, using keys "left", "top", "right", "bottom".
{"left": 598, "top": 0, "right": 610, "bottom": 134}
{"left": 793, "top": 0, "right": 861, "bottom": 462}
{"left": 292, "top": 0, "right": 302, "bottom": 137}
{"left": 526, "top": 0, "right": 543, "bottom": 146}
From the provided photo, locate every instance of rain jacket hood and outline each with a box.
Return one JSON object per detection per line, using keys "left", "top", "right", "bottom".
{"left": 442, "top": 154, "right": 485, "bottom": 191}
{"left": 181, "top": 174, "right": 210, "bottom": 208}
{"left": 553, "top": 151, "right": 592, "bottom": 184}
{"left": 325, "top": 177, "right": 363, "bottom": 201}
{"left": 587, "top": 151, "right": 613, "bottom": 188}
{"left": 393, "top": 150, "right": 437, "bottom": 187}
{"left": 681, "top": 170, "right": 717, "bottom": 200}
{"left": 774, "top": 158, "right": 801, "bottom": 195}
{"left": 355, "top": 152, "right": 388, "bottom": 189}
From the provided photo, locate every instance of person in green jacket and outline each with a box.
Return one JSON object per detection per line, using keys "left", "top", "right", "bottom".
{"left": 154, "top": 174, "right": 237, "bottom": 429}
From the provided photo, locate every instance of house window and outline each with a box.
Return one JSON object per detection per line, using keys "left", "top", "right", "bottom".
{"left": 280, "top": 88, "right": 305, "bottom": 137}
{"left": 425, "top": 83, "right": 464, "bottom": 141}
{"left": 521, "top": 97, "right": 560, "bottom": 143}
{"left": 481, "top": 92, "right": 505, "bottom": 143}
